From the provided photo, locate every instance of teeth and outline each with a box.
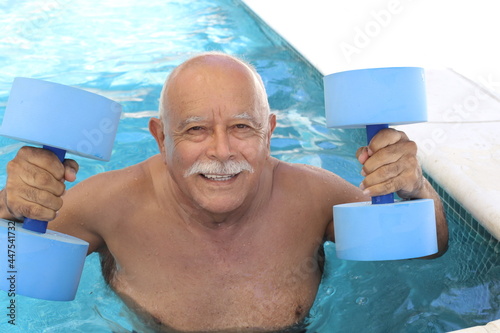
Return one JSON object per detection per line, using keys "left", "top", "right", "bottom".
{"left": 203, "top": 174, "right": 235, "bottom": 181}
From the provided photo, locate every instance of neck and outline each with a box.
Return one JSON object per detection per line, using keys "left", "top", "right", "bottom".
{"left": 177, "top": 186, "right": 265, "bottom": 240}
{"left": 165, "top": 159, "right": 277, "bottom": 241}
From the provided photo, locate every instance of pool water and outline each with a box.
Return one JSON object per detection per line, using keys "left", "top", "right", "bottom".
{"left": 1, "top": 0, "right": 499, "bottom": 332}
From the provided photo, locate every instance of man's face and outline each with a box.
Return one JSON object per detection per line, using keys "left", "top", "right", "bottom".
{"left": 160, "top": 58, "right": 275, "bottom": 216}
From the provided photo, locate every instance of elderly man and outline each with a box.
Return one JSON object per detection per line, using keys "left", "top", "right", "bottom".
{"left": 0, "top": 52, "right": 447, "bottom": 332}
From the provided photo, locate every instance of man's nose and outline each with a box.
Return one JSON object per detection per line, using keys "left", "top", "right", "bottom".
{"left": 208, "top": 128, "right": 233, "bottom": 161}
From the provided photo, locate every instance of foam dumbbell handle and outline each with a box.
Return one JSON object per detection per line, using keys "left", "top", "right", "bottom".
{"left": 365, "top": 124, "right": 394, "bottom": 205}
{"left": 22, "top": 145, "right": 67, "bottom": 234}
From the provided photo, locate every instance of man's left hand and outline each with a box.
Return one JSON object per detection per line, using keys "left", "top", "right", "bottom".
{"left": 356, "top": 128, "right": 424, "bottom": 200}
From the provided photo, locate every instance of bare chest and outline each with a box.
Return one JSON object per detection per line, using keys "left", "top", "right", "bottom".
{"left": 105, "top": 224, "right": 322, "bottom": 331}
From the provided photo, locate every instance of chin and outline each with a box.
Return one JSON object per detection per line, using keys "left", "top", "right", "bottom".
{"left": 192, "top": 192, "right": 247, "bottom": 214}
{"left": 201, "top": 200, "right": 245, "bottom": 215}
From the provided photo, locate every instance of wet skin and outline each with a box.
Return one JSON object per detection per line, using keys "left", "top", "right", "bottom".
{"left": 0, "top": 53, "right": 448, "bottom": 332}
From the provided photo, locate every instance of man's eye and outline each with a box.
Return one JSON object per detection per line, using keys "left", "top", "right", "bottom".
{"left": 186, "top": 126, "right": 207, "bottom": 136}
{"left": 235, "top": 124, "right": 249, "bottom": 129}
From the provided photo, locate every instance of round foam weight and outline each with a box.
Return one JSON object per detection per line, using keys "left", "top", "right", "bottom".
{"left": 324, "top": 67, "right": 427, "bottom": 128}
{"left": 0, "top": 77, "right": 122, "bottom": 161}
{"left": 0, "top": 219, "right": 89, "bottom": 301}
{"left": 333, "top": 199, "right": 438, "bottom": 261}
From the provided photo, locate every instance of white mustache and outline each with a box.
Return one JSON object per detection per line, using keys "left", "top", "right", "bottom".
{"left": 184, "top": 160, "right": 254, "bottom": 178}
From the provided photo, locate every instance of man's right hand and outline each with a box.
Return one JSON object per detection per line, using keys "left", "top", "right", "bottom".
{"left": 1, "top": 146, "right": 79, "bottom": 221}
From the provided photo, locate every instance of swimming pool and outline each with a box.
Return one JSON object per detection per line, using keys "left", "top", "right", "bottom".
{"left": 1, "top": 0, "right": 499, "bottom": 332}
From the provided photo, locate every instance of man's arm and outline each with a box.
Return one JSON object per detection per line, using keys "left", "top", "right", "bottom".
{"left": 1, "top": 146, "right": 78, "bottom": 221}
{"left": 356, "top": 128, "right": 448, "bottom": 256}
{"left": 409, "top": 178, "right": 448, "bottom": 256}
{"left": 0, "top": 146, "right": 104, "bottom": 254}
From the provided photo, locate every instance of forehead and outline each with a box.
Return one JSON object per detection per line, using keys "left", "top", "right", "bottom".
{"left": 174, "top": 59, "right": 259, "bottom": 97}
{"left": 165, "top": 57, "right": 266, "bottom": 123}
{"left": 176, "top": 111, "right": 259, "bottom": 128}
{"left": 183, "top": 112, "right": 254, "bottom": 122}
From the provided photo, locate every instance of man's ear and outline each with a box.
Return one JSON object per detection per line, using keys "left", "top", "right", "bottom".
{"left": 149, "top": 117, "right": 167, "bottom": 158}
{"left": 266, "top": 113, "right": 277, "bottom": 151}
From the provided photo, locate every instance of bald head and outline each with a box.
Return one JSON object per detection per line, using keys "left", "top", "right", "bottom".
{"left": 159, "top": 52, "right": 270, "bottom": 125}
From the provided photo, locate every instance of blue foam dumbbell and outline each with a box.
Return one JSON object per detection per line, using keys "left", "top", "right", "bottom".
{"left": 323, "top": 67, "right": 438, "bottom": 261}
{"left": 0, "top": 78, "right": 122, "bottom": 300}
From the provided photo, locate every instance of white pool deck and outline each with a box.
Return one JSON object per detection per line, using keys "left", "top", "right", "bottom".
{"left": 241, "top": 1, "right": 500, "bottom": 332}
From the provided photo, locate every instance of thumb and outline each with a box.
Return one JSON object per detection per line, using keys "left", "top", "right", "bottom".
{"left": 356, "top": 146, "right": 370, "bottom": 164}
{"left": 63, "top": 159, "right": 79, "bottom": 182}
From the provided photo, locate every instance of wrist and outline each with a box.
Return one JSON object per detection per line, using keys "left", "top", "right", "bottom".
{"left": 397, "top": 177, "right": 431, "bottom": 201}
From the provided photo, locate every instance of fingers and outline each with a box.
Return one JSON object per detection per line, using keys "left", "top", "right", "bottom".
{"left": 356, "top": 128, "right": 405, "bottom": 165}
{"left": 367, "top": 128, "right": 409, "bottom": 155}
{"left": 14, "top": 147, "right": 74, "bottom": 195}
{"left": 356, "top": 147, "right": 371, "bottom": 165}
{"left": 361, "top": 163, "right": 421, "bottom": 197}
{"left": 358, "top": 129, "right": 423, "bottom": 198}
{"left": 17, "top": 146, "right": 66, "bottom": 180}
{"left": 362, "top": 140, "right": 417, "bottom": 177}
{"left": 4, "top": 184, "right": 63, "bottom": 221}
{"left": 63, "top": 159, "right": 79, "bottom": 182}
{"left": 4, "top": 146, "right": 79, "bottom": 221}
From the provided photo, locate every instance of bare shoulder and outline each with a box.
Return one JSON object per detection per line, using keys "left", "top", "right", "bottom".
{"left": 271, "top": 157, "right": 365, "bottom": 206}
{"left": 275, "top": 159, "right": 339, "bottom": 181}
{"left": 81, "top": 157, "right": 152, "bottom": 192}
{"left": 68, "top": 156, "right": 152, "bottom": 203}
{"left": 50, "top": 155, "right": 159, "bottom": 252}
{"left": 269, "top": 157, "right": 366, "bottom": 241}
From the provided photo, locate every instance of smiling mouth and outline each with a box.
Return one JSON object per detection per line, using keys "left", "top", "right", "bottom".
{"left": 201, "top": 173, "right": 240, "bottom": 181}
